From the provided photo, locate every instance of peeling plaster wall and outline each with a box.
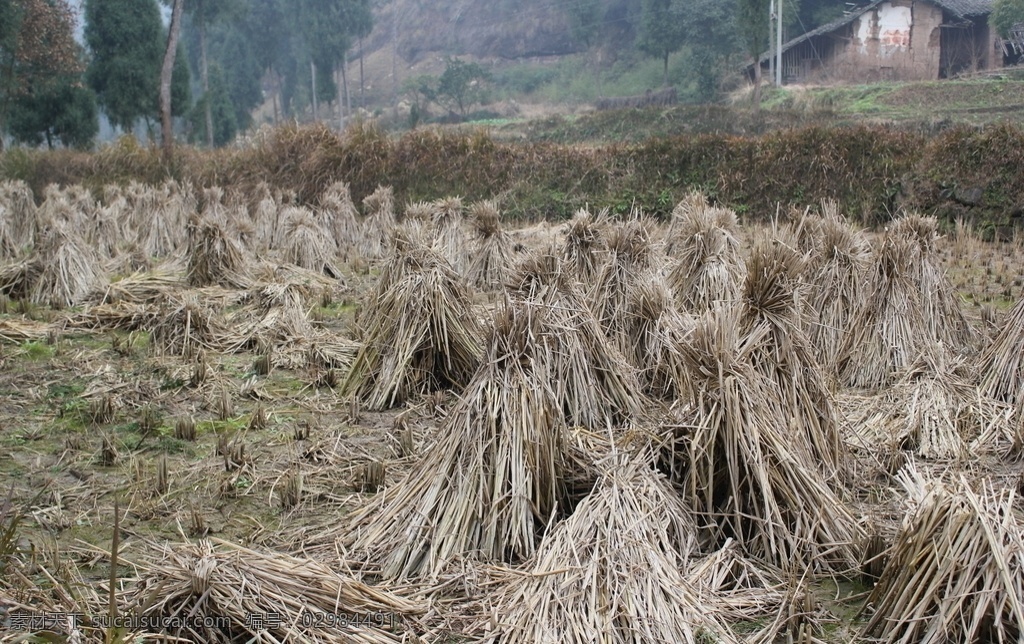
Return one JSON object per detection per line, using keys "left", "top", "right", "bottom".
{"left": 780, "top": 0, "right": 948, "bottom": 83}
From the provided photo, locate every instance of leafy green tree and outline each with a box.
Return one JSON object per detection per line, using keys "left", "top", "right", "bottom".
{"left": 737, "top": 0, "right": 770, "bottom": 109}
{"left": 84, "top": 0, "right": 164, "bottom": 132}
{"left": 186, "top": 0, "right": 242, "bottom": 146}
{"left": 293, "top": 0, "right": 372, "bottom": 124}
{"left": 636, "top": 0, "right": 686, "bottom": 87}
{"left": 1, "top": 0, "right": 84, "bottom": 150}
{"left": 7, "top": 80, "right": 97, "bottom": 149}
{"left": 189, "top": 63, "right": 235, "bottom": 146}
{"left": 683, "top": 0, "right": 739, "bottom": 101}
{"left": 437, "top": 57, "right": 491, "bottom": 118}
{"left": 214, "top": 26, "right": 262, "bottom": 130}
{"left": 991, "top": 0, "right": 1024, "bottom": 38}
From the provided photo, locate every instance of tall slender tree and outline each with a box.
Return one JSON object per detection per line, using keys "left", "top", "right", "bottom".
{"left": 160, "top": 0, "right": 185, "bottom": 160}
{"left": 84, "top": 0, "right": 164, "bottom": 133}
{"left": 738, "top": 0, "right": 771, "bottom": 110}
{"left": 186, "top": 0, "right": 241, "bottom": 146}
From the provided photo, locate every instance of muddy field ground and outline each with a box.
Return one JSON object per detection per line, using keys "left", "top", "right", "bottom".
{"left": 1, "top": 180, "right": 1023, "bottom": 643}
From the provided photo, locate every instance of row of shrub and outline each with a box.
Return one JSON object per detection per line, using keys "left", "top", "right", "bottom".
{"left": 1, "top": 121, "right": 1022, "bottom": 230}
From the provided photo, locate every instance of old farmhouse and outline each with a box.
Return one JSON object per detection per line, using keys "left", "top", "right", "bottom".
{"left": 757, "top": 0, "right": 1001, "bottom": 84}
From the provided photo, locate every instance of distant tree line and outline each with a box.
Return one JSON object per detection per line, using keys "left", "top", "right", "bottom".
{"left": 0, "top": 0, "right": 372, "bottom": 151}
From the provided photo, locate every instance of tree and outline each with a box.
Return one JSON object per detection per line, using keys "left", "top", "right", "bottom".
{"left": 186, "top": 0, "right": 242, "bottom": 146}
{"left": 437, "top": 57, "right": 491, "bottom": 118}
{"left": 737, "top": 0, "right": 770, "bottom": 110}
{"left": 84, "top": 0, "right": 164, "bottom": 133}
{"left": 160, "top": 0, "right": 185, "bottom": 161}
{"left": 991, "top": 0, "right": 1024, "bottom": 38}
{"left": 7, "top": 80, "right": 97, "bottom": 149}
{"left": 565, "top": 0, "right": 604, "bottom": 95}
{"left": 293, "top": 0, "right": 372, "bottom": 126}
{"left": 189, "top": 63, "right": 235, "bottom": 146}
{"left": 636, "top": 0, "right": 686, "bottom": 87}
{"left": 0, "top": 0, "right": 83, "bottom": 150}
{"left": 682, "top": 0, "right": 739, "bottom": 101}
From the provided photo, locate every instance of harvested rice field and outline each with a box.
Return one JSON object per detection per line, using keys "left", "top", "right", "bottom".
{"left": 1, "top": 178, "right": 1024, "bottom": 643}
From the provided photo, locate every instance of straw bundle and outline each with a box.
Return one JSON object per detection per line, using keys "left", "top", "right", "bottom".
{"left": 186, "top": 217, "right": 248, "bottom": 288}
{"left": 90, "top": 195, "right": 126, "bottom": 259}
{"left": 361, "top": 185, "right": 396, "bottom": 259}
{"left": 589, "top": 218, "right": 656, "bottom": 353}
{"left": 431, "top": 196, "right": 469, "bottom": 274}
{"left": 978, "top": 296, "right": 1024, "bottom": 404}
{"left": 318, "top": 180, "right": 361, "bottom": 250}
{"left": 467, "top": 200, "right": 511, "bottom": 290}
{"left": 664, "top": 189, "right": 710, "bottom": 251}
{"left": 29, "top": 223, "right": 101, "bottom": 308}
{"left": 621, "top": 274, "right": 694, "bottom": 398}
{"left": 150, "top": 293, "right": 227, "bottom": 357}
{"left": 223, "top": 282, "right": 317, "bottom": 357}
{"left": 838, "top": 234, "right": 929, "bottom": 389}
{"left": 253, "top": 184, "right": 281, "bottom": 251}
{"left": 666, "top": 308, "right": 862, "bottom": 571}
{"left": 741, "top": 239, "right": 843, "bottom": 478}
{"left": 506, "top": 251, "right": 643, "bottom": 429}
{"left": 37, "top": 185, "right": 83, "bottom": 232}
{"left": 862, "top": 467, "right": 1024, "bottom": 643}
{"left": 559, "top": 208, "right": 606, "bottom": 283}
{"left": 341, "top": 243, "right": 482, "bottom": 410}
{"left": 0, "top": 179, "right": 36, "bottom": 251}
{"left": 347, "top": 302, "right": 567, "bottom": 579}
{"left": 128, "top": 538, "right": 421, "bottom": 643}
{"left": 892, "top": 214, "right": 976, "bottom": 351}
{"left": 850, "top": 343, "right": 1002, "bottom": 460}
{"left": 666, "top": 198, "right": 744, "bottom": 313}
{"left": 802, "top": 211, "right": 871, "bottom": 370}
{"left": 136, "top": 183, "right": 191, "bottom": 257}
{"left": 281, "top": 206, "right": 340, "bottom": 278}
{"left": 491, "top": 453, "right": 734, "bottom": 644}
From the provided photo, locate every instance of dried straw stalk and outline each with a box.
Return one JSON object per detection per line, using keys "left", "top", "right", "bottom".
{"left": 667, "top": 308, "right": 862, "bottom": 571}
{"left": 665, "top": 196, "right": 744, "bottom": 313}
{"left": 559, "top": 208, "right": 607, "bottom": 283}
{"left": 979, "top": 296, "right": 1024, "bottom": 404}
{"left": 490, "top": 452, "right": 734, "bottom": 644}
{"left": 431, "top": 196, "right": 469, "bottom": 274}
{"left": 863, "top": 466, "right": 1024, "bottom": 643}
{"left": 347, "top": 302, "right": 568, "bottom": 579}
{"left": 128, "top": 537, "right": 421, "bottom": 643}
{"left": 341, "top": 243, "right": 482, "bottom": 410}
{"left": 467, "top": 200, "right": 511, "bottom": 290}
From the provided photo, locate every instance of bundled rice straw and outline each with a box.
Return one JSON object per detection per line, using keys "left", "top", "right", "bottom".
{"left": 848, "top": 343, "right": 1006, "bottom": 460}
{"left": 150, "top": 293, "right": 227, "bottom": 357}
{"left": 29, "top": 222, "right": 101, "bottom": 308}
{"left": 490, "top": 451, "right": 734, "bottom": 644}
{"left": 346, "top": 302, "right": 568, "bottom": 579}
{"left": 221, "top": 282, "right": 318, "bottom": 360}
{"left": 979, "top": 296, "right": 1024, "bottom": 404}
{"left": 559, "top": 208, "right": 606, "bottom": 283}
{"left": 801, "top": 207, "right": 871, "bottom": 371}
{"left": 361, "top": 185, "right": 396, "bottom": 259}
{"left": 862, "top": 466, "right": 1024, "bottom": 643}
{"left": 0, "top": 179, "right": 36, "bottom": 252}
{"left": 253, "top": 183, "right": 282, "bottom": 251}
{"left": 467, "top": 199, "right": 511, "bottom": 290}
{"left": 620, "top": 273, "right": 694, "bottom": 398}
{"left": 665, "top": 195, "right": 744, "bottom": 313}
{"left": 588, "top": 217, "right": 656, "bottom": 354}
{"left": 136, "top": 182, "right": 190, "bottom": 258}
{"left": 128, "top": 538, "right": 421, "bottom": 643}
{"left": 838, "top": 233, "right": 929, "bottom": 389}
{"left": 666, "top": 308, "right": 862, "bottom": 571}
{"left": 741, "top": 238, "right": 843, "bottom": 478}
{"left": 506, "top": 251, "right": 643, "bottom": 429}
{"left": 281, "top": 206, "right": 340, "bottom": 278}
{"left": 318, "top": 181, "right": 360, "bottom": 248}
{"left": 891, "top": 214, "right": 976, "bottom": 351}
{"left": 186, "top": 217, "right": 249, "bottom": 288}
{"left": 341, "top": 242, "right": 482, "bottom": 409}
{"left": 431, "top": 196, "right": 468, "bottom": 274}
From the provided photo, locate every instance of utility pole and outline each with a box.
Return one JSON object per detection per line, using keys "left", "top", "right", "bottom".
{"left": 769, "top": 0, "right": 775, "bottom": 85}
{"left": 776, "top": 0, "right": 783, "bottom": 86}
